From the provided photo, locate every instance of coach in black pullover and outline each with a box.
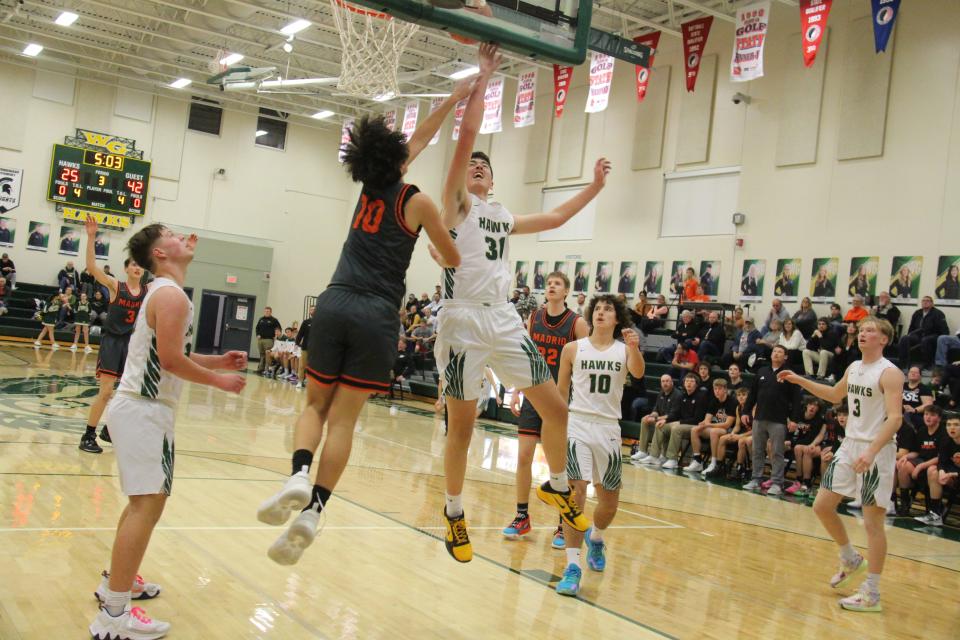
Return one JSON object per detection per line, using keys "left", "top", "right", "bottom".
{"left": 745, "top": 345, "right": 800, "bottom": 491}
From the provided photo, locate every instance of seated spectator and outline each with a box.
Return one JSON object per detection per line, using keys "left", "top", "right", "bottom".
{"left": 898, "top": 296, "right": 949, "bottom": 371}
{"left": 687, "top": 379, "right": 737, "bottom": 473}
{"left": 403, "top": 303, "right": 422, "bottom": 334}
{"left": 832, "top": 323, "right": 861, "bottom": 380}
{"left": 760, "top": 298, "right": 790, "bottom": 336}
{"left": 574, "top": 293, "right": 586, "bottom": 316}
{"left": 650, "top": 373, "right": 708, "bottom": 469}
{"left": 642, "top": 295, "right": 669, "bottom": 334}
{"left": 691, "top": 311, "right": 725, "bottom": 362}
{"left": 935, "top": 264, "right": 960, "bottom": 300}
{"left": 792, "top": 297, "right": 817, "bottom": 339}
{"left": 901, "top": 365, "right": 933, "bottom": 430}
{"left": 722, "top": 318, "right": 761, "bottom": 370}
{"left": 393, "top": 337, "right": 416, "bottom": 382}
{"left": 784, "top": 398, "right": 825, "bottom": 496}
{"left": 872, "top": 291, "right": 901, "bottom": 333}
{"left": 918, "top": 414, "right": 960, "bottom": 526}
{"left": 777, "top": 317, "right": 806, "bottom": 368}
{"left": 0, "top": 253, "right": 15, "bottom": 288}
{"left": 629, "top": 294, "right": 648, "bottom": 327}
{"left": 934, "top": 326, "right": 960, "bottom": 369}
{"left": 827, "top": 303, "right": 845, "bottom": 333}
{"left": 687, "top": 284, "right": 710, "bottom": 303}
{"left": 416, "top": 292, "right": 431, "bottom": 313}
{"left": 79, "top": 267, "right": 97, "bottom": 299}
{"left": 0, "top": 275, "right": 9, "bottom": 304}
{"left": 34, "top": 293, "right": 60, "bottom": 349}
{"left": 57, "top": 260, "right": 80, "bottom": 292}
{"left": 754, "top": 318, "right": 783, "bottom": 362}
{"left": 726, "top": 363, "right": 747, "bottom": 390}
{"left": 658, "top": 310, "right": 699, "bottom": 362}
{"left": 710, "top": 386, "right": 753, "bottom": 478}
{"left": 670, "top": 342, "right": 699, "bottom": 379}
{"left": 405, "top": 293, "right": 418, "bottom": 310}
{"left": 90, "top": 289, "right": 108, "bottom": 326}
{"left": 515, "top": 286, "right": 538, "bottom": 320}
{"left": 421, "top": 306, "right": 436, "bottom": 329}
{"left": 411, "top": 319, "right": 436, "bottom": 355}
{"left": 819, "top": 405, "right": 847, "bottom": 467}
{"left": 844, "top": 295, "right": 869, "bottom": 323}
{"left": 724, "top": 306, "right": 745, "bottom": 340}
{"left": 896, "top": 405, "right": 945, "bottom": 517}
{"left": 426, "top": 292, "right": 442, "bottom": 315}
{"left": 631, "top": 374, "right": 682, "bottom": 461}
{"left": 695, "top": 362, "right": 713, "bottom": 393}
{"left": 802, "top": 318, "right": 839, "bottom": 379}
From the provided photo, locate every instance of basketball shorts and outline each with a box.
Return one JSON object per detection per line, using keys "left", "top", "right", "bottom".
{"left": 97, "top": 332, "right": 130, "bottom": 378}
{"left": 306, "top": 287, "right": 397, "bottom": 393}
{"left": 517, "top": 397, "right": 543, "bottom": 437}
{"left": 821, "top": 439, "right": 895, "bottom": 510}
{"left": 566, "top": 413, "right": 623, "bottom": 491}
{"left": 435, "top": 302, "right": 550, "bottom": 402}
{"left": 107, "top": 394, "right": 177, "bottom": 496}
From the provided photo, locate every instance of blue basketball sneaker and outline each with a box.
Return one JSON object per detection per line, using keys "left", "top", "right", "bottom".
{"left": 585, "top": 528, "right": 606, "bottom": 572}
{"left": 555, "top": 564, "right": 582, "bottom": 596}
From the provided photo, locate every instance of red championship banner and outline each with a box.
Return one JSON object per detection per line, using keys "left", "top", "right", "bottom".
{"left": 451, "top": 98, "right": 467, "bottom": 141}
{"left": 428, "top": 96, "right": 444, "bottom": 146}
{"left": 383, "top": 108, "right": 398, "bottom": 132}
{"left": 633, "top": 31, "right": 661, "bottom": 103}
{"left": 681, "top": 16, "right": 713, "bottom": 92}
{"left": 480, "top": 75, "right": 504, "bottom": 134}
{"left": 585, "top": 52, "right": 615, "bottom": 113}
{"left": 799, "top": 0, "right": 832, "bottom": 67}
{"left": 553, "top": 65, "right": 572, "bottom": 118}
{"left": 513, "top": 68, "right": 537, "bottom": 128}
{"left": 401, "top": 101, "right": 419, "bottom": 140}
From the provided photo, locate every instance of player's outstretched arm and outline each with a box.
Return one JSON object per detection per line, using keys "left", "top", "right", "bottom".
{"left": 441, "top": 43, "right": 501, "bottom": 229}
{"left": 84, "top": 217, "right": 118, "bottom": 301}
{"left": 777, "top": 367, "right": 849, "bottom": 404}
{"left": 151, "top": 289, "right": 246, "bottom": 393}
{"left": 408, "top": 193, "right": 460, "bottom": 269}
{"left": 512, "top": 158, "right": 610, "bottom": 235}
{"left": 405, "top": 78, "right": 473, "bottom": 167}
{"left": 556, "top": 341, "right": 577, "bottom": 403}
{"left": 622, "top": 327, "right": 646, "bottom": 379}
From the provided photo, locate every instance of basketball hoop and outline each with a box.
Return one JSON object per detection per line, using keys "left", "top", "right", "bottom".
{"left": 330, "top": 0, "right": 419, "bottom": 99}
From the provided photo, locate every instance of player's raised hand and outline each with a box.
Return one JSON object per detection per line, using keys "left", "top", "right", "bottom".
{"left": 478, "top": 42, "right": 502, "bottom": 76}
{"left": 222, "top": 350, "right": 248, "bottom": 371}
{"left": 777, "top": 369, "right": 800, "bottom": 384}
{"left": 84, "top": 215, "right": 98, "bottom": 237}
{"left": 622, "top": 327, "right": 641, "bottom": 350}
{"left": 450, "top": 77, "right": 474, "bottom": 102}
{"left": 215, "top": 373, "right": 246, "bottom": 394}
{"left": 592, "top": 158, "right": 611, "bottom": 188}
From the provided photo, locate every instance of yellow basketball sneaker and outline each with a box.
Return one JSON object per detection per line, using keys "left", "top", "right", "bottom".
{"left": 443, "top": 509, "right": 472, "bottom": 563}
{"left": 536, "top": 481, "right": 590, "bottom": 532}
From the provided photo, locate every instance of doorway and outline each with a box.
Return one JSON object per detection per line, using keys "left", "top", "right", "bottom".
{"left": 195, "top": 290, "right": 256, "bottom": 355}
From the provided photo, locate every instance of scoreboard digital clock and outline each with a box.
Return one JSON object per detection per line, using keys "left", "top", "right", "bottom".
{"left": 47, "top": 144, "right": 151, "bottom": 216}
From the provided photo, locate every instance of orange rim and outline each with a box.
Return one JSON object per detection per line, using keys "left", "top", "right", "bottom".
{"left": 333, "top": 0, "right": 391, "bottom": 20}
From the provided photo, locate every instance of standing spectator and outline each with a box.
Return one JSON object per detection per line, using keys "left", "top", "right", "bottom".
{"left": 848, "top": 266, "right": 870, "bottom": 298}
{"left": 654, "top": 373, "right": 708, "bottom": 469}
{"left": 255, "top": 307, "right": 282, "bottom": 374}
{"left": 812, "top": 265, "right": 835, "bottom": 298}
{"left": 683, "top": 267, "right": 699, "bottom": 301}
{"left": 722, "top": 318, "right": 761, "bottom": 370}
{"left": 692, "top": 311, "right": 725, "bottom": 363}
{"left": 631, "top": 374, "right": 682, "bottom": 461}
{"left": 803, "top": 318, "right": 839, "bottom": 379}
{"left": 777, "top": 317, "right": 806, "bottom": 369}
{"left": 844, "top": 295, "right": 869, "bottom": 323}
{"left": 57, "top": 261, "right": 80, "bottom": 292}
{"left": 872, "top": 291, "right": 900, "bottom": 332}
{"left": 760, "top": 299, "right": 790, "bottom": 336}
{"left": 898, "top": 296, "right": 949, "bottom": 371}
{"left": 515, "top": 286, "right": 538, "bottom": 320}
{"left": 901, "top": 366, "right": 933, "bottom": 430}
{"left": 793, "top": 297, "right": 817, "bottom": 339}
{"left": 742, "top": 345, "right": 799, "bottom": 495}
{"left": 935, "top": 265, "right": 960, "bottom": 300}
{"left": 741, "top": 264, "right": 760, "bottom": 298}
{"left": 294, "top": 306, "right": 314, "bottom": 389}
{"left": 889, "top": 266, "right": 913, "bottom": 300}
{"left": 0, "top": 253, "right": 15, "bottom": 288}
{"left": 832, "top": 323, "right": 861, "bottom": 380}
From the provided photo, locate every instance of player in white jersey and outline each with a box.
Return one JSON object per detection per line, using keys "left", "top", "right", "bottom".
{"left": 89, "top": 224, "right": 246, "bottom": 640}
{"left": 435, "top": 43, "right": 610, "bottom": 562}
{"left": 553, "top": 295, "right": 644, "bottom": 596}
{"left": 778, "top": 317, "right": 902, "bottom": 613}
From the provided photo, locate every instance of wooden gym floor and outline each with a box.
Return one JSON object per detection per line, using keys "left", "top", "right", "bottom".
{"left": 0, "top": 344, "right": 957, "bottom": 639}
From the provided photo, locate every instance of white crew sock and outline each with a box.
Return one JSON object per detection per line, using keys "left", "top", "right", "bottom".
{"left": 445, "top": 493, "right": 463, "bottom": 517}
{"left": 103, "top": 588, "right": 131, "bottom": 617}
{"left": 864, "top": 573, "right": 881, "bottom": 595}
{"left": 565, "top": 547, "right": 581, "bottom": 569}
{"left": 589, "top": 526, "right": 604, "bottom": 543}
{"left": 549, "top": 471, "right": 569, "bottom": 492}
{"left": 839, "top": 543, "right": 859, "bottom": 565}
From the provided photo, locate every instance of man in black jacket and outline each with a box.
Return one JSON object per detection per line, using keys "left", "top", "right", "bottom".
{"left": 654, "top": 373, "right": 708, "bottom": 469}
{"left": 255, "top": 307, "right": 282, "bottom": 374}
{"left": 872, "top": 291, "right": 900, "bottom": 333}
{"left": 898, "top": 296, "right": 949, "bottom": 371}
{"left": 743, "top": 345, "right": 800, "bottom": 495}
{"left": 692, "top": 311, "right": 726, "bottom": 363}
{"left": 658, "top": 310, "right": 700, "bottom": 362}
{"left": 632, "top": 374, "right": 683, "bottom": 461}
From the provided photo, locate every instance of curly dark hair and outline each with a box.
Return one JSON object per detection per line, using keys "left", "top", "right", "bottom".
{"left": 340, "top": 115, "right": 409, "bottom": 189}
{"left": 585, "top": 294, "right": 634, "bottom": 338}
{"left": 126, "top": 224, "right": 166, "bottom": 273}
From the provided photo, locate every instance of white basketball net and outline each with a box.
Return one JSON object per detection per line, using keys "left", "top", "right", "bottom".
{"left": 330, "top": 0, "right": 419, "bottom": 99}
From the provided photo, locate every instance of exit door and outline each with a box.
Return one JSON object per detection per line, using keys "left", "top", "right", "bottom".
{"left": 195, "top": 290, "right": 256, "bottom": 355}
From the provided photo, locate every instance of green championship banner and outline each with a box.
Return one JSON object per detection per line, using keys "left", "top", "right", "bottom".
{"left": 847, "top": 256, "right": 878, "bottom": 299}
{"left": 889, "top": 256, "right": 922, "bottom": 302}
{"left": 809, "top": 257, "right": 837, "bottom": 302}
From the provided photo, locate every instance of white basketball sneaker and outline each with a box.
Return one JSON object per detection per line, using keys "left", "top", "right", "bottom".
{"left": 257, "top": 467, "right": 311, "bottom": 526}
{"left": 89, "top": 605, "right": 170, "bottom": 640}
{"left": 95, "top": 571, "right": 161, "bottom": 602}
{"left": 268, "top": 508, "right": 322, "bottom": 565}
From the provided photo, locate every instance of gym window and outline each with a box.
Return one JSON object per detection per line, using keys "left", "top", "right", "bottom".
{"left": 255, "top": 108, "right": 288, "bottom": 150}
{"left": 188, "top": 97, "right": 223, "bottom": 136}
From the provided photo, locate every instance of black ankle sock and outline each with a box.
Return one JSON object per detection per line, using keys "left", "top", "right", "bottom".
{"left": 306, "top": 484, "right": 331, "bottom": 511}
{"left": 85, "top": 425, "right": 96, "bottom": 436}
{"left": 517, "top": 502, "right": 528, "bottom": 515}
{"left": 292, "top": 449, "right": 313, "bottom": 475}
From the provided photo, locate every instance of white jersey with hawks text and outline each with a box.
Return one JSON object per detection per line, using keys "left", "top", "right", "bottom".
{"left": 845, "top": 357, "right": 897, "bottom": 441}
{"left": 568, "top": 338, "right": 628, "bottom": 422}
{"left": 442, "top": 194, "right": 514, "bottom": 304}
{"left": 117, "top": 277, "right": 194, "bottom": 406}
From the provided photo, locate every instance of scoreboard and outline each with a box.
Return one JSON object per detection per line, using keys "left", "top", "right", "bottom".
{"left": 47, "top": 144, "right": 151, "bottom": 216}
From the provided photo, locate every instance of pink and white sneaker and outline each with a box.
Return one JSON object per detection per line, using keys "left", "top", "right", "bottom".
{"left": 95, "top": 571, "right": 161, "bottom": 602}
{"left": 89, "top": 604, "right": 170, "bottom": 640}
{"left": 830, "top": 554, "right": 867, "bottom": 590}
{"left": 839, "top": 587, "right": 882, "bottom": 612}
{"left": 785, "top": 481, "right": 802, "bottom": 495}
{"left": 760, "top": 478, "right": 774, "bottom": 491}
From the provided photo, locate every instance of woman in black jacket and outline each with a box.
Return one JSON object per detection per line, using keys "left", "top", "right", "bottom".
{"left": 831, "top": 322, "right": 861, "bottom": 380}
{"left": 802, "top": 318, "right": 840, "bottom": 378}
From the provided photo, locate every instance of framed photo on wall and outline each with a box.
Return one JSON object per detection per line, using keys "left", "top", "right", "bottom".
{"left": 94, "top": 231, "right": 110, "bottom": 260}
{"left": 889, "top": 256, "right": 922, "bottom": 302}
{"left": 740, "top": 259, "right": 765, "bottom": 302}
{"left": 617, "top": 261, "right": 637, "bottom": 297}
{"left": 27, "top": 221, "right": 50, "bottom": 252}
{"left": 595, "top": 261, "right": 612, "bottom": 293}
{"left": 809, "top": 258, "right": 838, "bottom": 303}
{"left": 848, "top": 256, "right": 878, "bottom": 299}
{"left": 668, "top": 260, "right": 691, "bottom": 299}
{"left": 935, "top": 255, "right": 960, "bottom": 306}
{"left": 773, "top": 258, "right": 800, "bottom": 302}
{"left": 700, "top": 260, "right": 720, "bottom": 300}
{"left": 642, "top": 261, "right": 663, "bottom": 295}
{"left": 0, "top": 216, "right": 16, "bottom": 247}
{"left": 533, "top": 261, "right": 548, "bottom": 291}
{"left": 573, "top": 261, "right": 590, "bottom": 293}
{"left": 514, "top": 261, "right": 529, "bottom": 289}
{"left": 58, "top": 226, "right": 80, "bottom": 256}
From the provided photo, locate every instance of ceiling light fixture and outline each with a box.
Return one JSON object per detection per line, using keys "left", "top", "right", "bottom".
{"left": 311, "top": 110, "right": 335, "bottom": 120}
{"left": 255, "top": 130, "right": 268, "bottom": 137}
{"left": 54, "top": 11, "right": 79, "bottom": 26}
{"left": 22, "top": 43, "right": 43, "bottom": 57}
{"left": 169, "top": 78, "right": 192, "bottom": 89}
{"left": 220, "top": 53, "right": 244, "bottom": 66}
{"left": 448, "top": 65, "right": 479, "bottom": 80}
{"left": 282, "top": 42, "right": 293, "bottom": 53}
{"left": 280, "top": 19, "right": 311, "bottom": 36}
